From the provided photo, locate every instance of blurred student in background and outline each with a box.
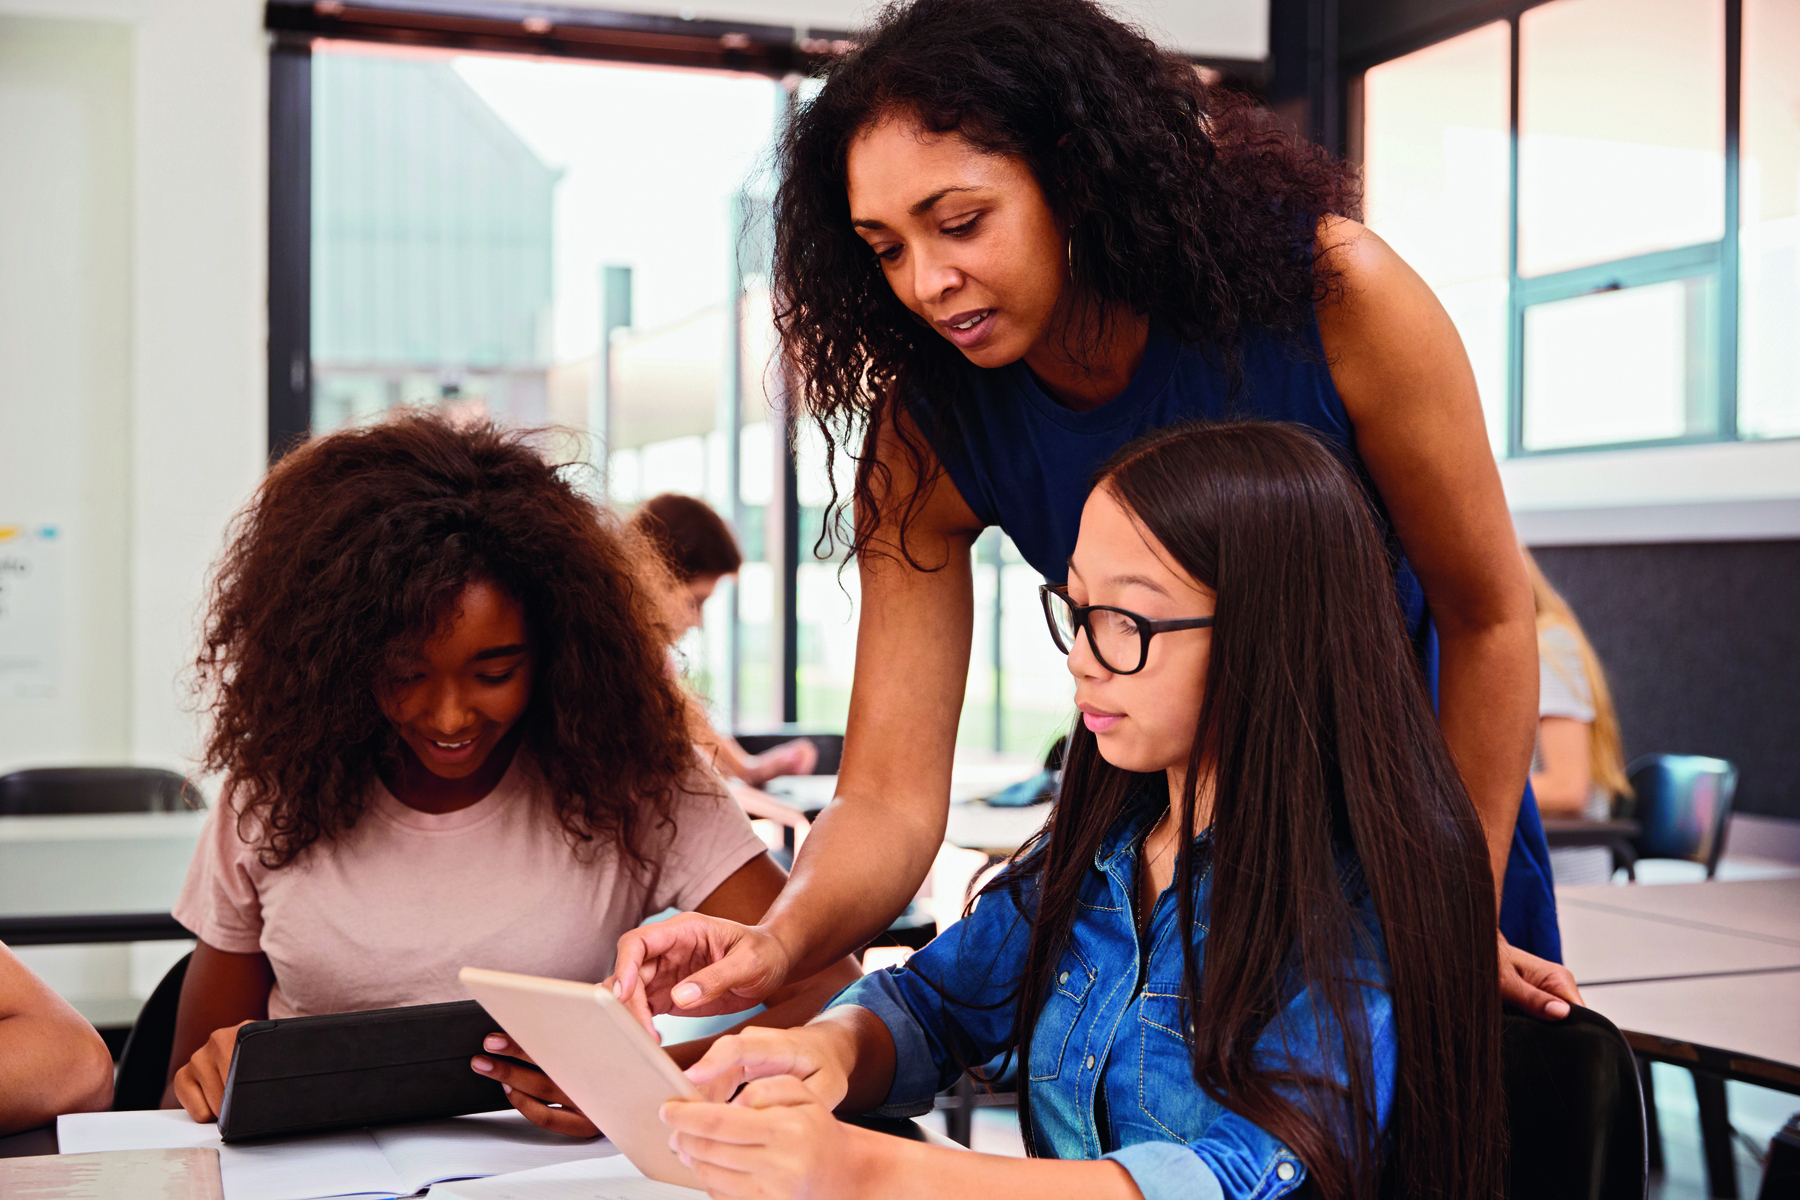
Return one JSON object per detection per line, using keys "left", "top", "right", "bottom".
{"left": 631, "top": 494, "right": 817, "bottom": 786}
{"left": 1524, "top": 548, "right": 1633, "bottom": 885}
{"left": 0, "top": 942, "right": 112, "bottom": 1133}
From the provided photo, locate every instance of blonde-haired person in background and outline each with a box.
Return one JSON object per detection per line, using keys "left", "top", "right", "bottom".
{"left": 631, "top": 494, "right": 817, "bottom": 786}
{"left": 1523, "top": 548, "right": 1633, "bottom": 884}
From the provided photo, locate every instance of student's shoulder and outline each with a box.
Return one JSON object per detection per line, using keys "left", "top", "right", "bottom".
{"left": 200, "top": 781, "right": 272, "bottom": 854}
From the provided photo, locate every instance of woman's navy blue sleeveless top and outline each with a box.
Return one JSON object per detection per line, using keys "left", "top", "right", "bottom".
{"left": 913, "top": 318, "right": 1563, "bottom": 961}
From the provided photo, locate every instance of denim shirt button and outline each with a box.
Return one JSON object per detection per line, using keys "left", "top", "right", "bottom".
{"left": 1084, "top": 1054, "right": 1096, "bottom": 1070}
{"left": 1276, "top": 1162, "right": 1297, "bottom": 1182}
{"left": 1059, "top": 971, "right": 1070, "bottom": 985}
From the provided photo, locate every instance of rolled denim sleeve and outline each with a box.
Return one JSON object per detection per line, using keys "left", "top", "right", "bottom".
{"left": 825, "top": 881, "right": 1037, "bottom": 1118}
{"left": 1104, "top": 1121, "right": 1306, "bottom": 1200}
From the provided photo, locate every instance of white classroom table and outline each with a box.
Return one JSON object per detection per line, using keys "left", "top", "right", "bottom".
{"left": 1557, "top": 902, "right": 1800, "bottom": 986}
{"left": 1580, "top": 968, "right": 1800, "bottom": 1094}
{"left": 760, "top": 756, "right": 1049, "bottom": 856}
{"left": 1558, "top": 876, "right": 1800, "bottom": 947}
{"left": 0, "top": 812, "right": 205, "bottom": 919}
{"left": 1555, "top": 878, "right": 1800, "bottom": 1104}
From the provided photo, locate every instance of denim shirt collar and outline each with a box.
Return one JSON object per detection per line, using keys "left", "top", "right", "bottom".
{"left": 1092, "top": 774, "right": 1215, "bottom": 876}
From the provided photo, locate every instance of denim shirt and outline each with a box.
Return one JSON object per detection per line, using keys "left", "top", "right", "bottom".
{"left": 829, "top": 792, "right": 1397, "bottom": 1200}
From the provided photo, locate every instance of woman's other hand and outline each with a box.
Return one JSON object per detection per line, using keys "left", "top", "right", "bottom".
{"left": 744, "top": 740, "right": 819, "bottom": 786}
{"left": 1499, "top": 932, "right": 1583, "bottom": 1019}
{"left": 663, "top": 1075, "right": 882, "bottom": 1200}
{"left": 171, "top": 1020, "right": 254, "bottom": 1122}
{"left": 471, "top": 1032, "right": 599, "bottom": 1139}
{"left": 683, "top": 1025, "right": 852, "bottom": 1109}
{"left": 608, "top": 912, "right": 793, "bottom": 1032}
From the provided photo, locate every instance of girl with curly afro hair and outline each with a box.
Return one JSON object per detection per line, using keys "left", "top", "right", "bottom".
{"left": 163, "top": 414, "right": 859, "bottom": 1135}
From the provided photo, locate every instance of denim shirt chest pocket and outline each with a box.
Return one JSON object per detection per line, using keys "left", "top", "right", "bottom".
{"left": 1135, "top": 985, "right": 1220, "bottom": 1141}
{"left": 1029, "top": 942, "right": 1097, "bottom": 1082}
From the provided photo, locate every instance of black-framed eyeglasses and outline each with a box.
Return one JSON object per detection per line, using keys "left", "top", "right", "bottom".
{"left": 1038, "top": 585, "right": 1214, "bottom": 676}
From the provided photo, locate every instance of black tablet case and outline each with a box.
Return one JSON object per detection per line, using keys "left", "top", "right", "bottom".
{"left": 216, "top": 999, "right": 511, "bottom": 1142}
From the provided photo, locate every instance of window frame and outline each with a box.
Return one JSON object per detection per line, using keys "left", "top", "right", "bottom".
{"left": 264, "top": 0, "right": 1262, "bottom": 749}
{"left": 263, "top": 2, "right": 821, "bottom": 726}
{"left": 1350, "top": 0, "right": 1752, "bottom": 459}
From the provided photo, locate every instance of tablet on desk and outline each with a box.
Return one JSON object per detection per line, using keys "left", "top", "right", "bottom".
{"left": 217, "top": 999, "right": 510, "bottom": 1142}
{"left": 458, "top": 966, "right": 703, "bottom": 1189}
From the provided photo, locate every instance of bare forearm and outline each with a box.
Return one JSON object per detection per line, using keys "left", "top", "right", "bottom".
{"left": 1436, "top": 615, "right": 1538, "bottom": 900}
{"left": 0, "top": 1012, "right": 113, "bottom": 1132}
{"left": 758, "top": 540, "right": 972, "bottom": 980}
{"left": 665, "top": 958, "right": 864, "bottom": 1070}
{"left": 759, "top": 797, "right": 945, "bottom": 980}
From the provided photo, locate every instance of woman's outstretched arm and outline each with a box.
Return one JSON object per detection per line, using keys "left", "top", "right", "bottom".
{"left": 612, "top": 415, "right": 983, "bottom": 1022}
{"left": 1315, "top": 217, "right": 1579, "bottom": 1017}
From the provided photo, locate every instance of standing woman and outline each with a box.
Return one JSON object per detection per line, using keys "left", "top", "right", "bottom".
{"left": 615, "top": 0, "right": 1580, "bottom": 1021}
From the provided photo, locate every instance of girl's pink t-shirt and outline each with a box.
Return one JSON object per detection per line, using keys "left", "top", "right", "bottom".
{"left": 173, "top": 755, "right": 768, "bottom": 1019}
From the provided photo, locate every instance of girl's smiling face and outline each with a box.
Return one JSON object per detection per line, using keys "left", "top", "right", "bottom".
{"left": 1064, "top": 486, "right": 1215, "bottom": 784}
{"left": 376, "top": 579, "right": 534, "bottom": 783}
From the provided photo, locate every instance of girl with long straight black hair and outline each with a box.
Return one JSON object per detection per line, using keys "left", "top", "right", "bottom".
{"left": 663, "top": 421, "right": 1505, "bottom": 1200}
{"left": 614, "top": 0, "right": 1580, "bottom": 1038}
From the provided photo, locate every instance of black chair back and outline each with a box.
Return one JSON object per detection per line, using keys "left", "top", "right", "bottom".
{"left": 0, "top": 767, "right": 202, "bottom": 816}
{"left": 1505, "top": 1005, "right": 1647, "bottom": 1200}
{"left": 113, "top": 951, "right": 192, "bottom": 1111}
{"left": 1624, "top": 754, "right": 1738, "bottom": 877}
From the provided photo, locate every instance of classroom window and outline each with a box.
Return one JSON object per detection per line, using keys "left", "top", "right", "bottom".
{"left": 1359, "top": 0, "right": 1773, "bottom": 458}
{"left": 1516, "top": 0, "right": 1725, "bottom": 278}
{"left": 1739, "top": 0, "right": 1800, "bottom": 440}
{"left": 1521, "top": 276, "right": 1721, "bottom": 451}
{"left": 303, "top": 40, "right": 787, "bottom": 730}
{"left": 1361, "top": 21, "right": 1511, "bottom": 454}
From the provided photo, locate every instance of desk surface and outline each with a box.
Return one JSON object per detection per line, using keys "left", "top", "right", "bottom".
{"left": 0, "top": 812, "right": 205, "bottom": 918}
{"left": 1582, "top": 968, "right": 1800, "bottom": 1094}
{"left": 762, "top": 758, "right": 1041, "bottom": 814}
{"left": 943, "top": 801, "right": 1052, "bottom": 856}
{"left": 1558, "top": 877, "right": 1800, "bottom": 947}
{"left": 762, "top": 760, "right": 1048, "bottom": 855}
{"left": 1558, "top": 902, "right": 1800, "bottom": 985}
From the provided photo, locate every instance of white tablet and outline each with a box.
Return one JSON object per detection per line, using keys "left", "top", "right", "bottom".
{"left": 458, "top": 966, "right": 702, "bottom": 1188}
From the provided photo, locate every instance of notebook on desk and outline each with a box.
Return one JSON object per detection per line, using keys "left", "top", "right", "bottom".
{"left": 57, "top": 1107, "right": 609, "bottom": 1200}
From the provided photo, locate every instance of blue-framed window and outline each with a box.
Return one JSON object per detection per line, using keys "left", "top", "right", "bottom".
{"left": 1358, "top": 0, "right": 1800, "bottom": 457}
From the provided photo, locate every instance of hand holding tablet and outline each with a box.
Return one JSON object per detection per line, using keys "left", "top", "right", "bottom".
{"left": 458, "top": 967, "right": 704, "bottom": 1188}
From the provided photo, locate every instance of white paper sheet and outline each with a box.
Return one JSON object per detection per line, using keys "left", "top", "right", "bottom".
{"left": 57, "top": 1109, "right": 223, "bottom": 1155}
{"left": 216, "top": 1131, "right": 404, "bottom": 1200}
{"left": 371, "top": 1111, "right": 615, "bottom": 1191}
{"left": 54, "top": 1109, "right": 614, "bottom": 1200}
{"left": 56, "top": 1111, "right": 400, "bottom": 1200}
{"left": 426, "top": 1155, "right": 706, "bottom": 1200}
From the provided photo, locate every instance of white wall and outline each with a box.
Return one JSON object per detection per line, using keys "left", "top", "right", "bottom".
{"left": 0, "top": 16, "right": 133, "bottom": 768}
{"left": 0, "top": 0, "right": 267, "bottom": 781}
{"left": 556, "top": 0, "right": 1270, "bottom": 60}
{"left": 1504, "top": 438, "right": 1800, "bottom": 545}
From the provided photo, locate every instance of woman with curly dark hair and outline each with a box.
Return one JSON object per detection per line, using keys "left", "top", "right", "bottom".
{"left": 617, "top": 0, "right": 1581, "bottom": 1039}
{"left": 162, "top": 414, "right": 858, "bottom": 1133}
